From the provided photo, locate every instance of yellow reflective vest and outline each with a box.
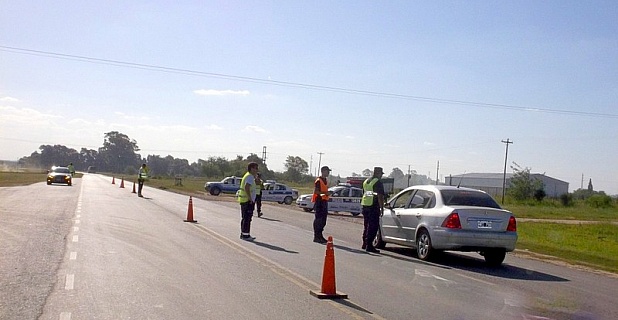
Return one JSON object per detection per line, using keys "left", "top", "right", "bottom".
{"left": 361, "top": 177, "right": 379, "bottom": 206}
{"left": 237, "top": 171, "right": 256, "bottom": 203}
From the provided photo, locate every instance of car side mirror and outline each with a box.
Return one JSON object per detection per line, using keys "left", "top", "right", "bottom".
{"left": 384, "top": 203, "right": 392, "bottom": 209}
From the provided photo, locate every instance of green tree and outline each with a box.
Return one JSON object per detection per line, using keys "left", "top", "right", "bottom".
{"left": 284, "top": 155, "right": 308, "bottom": 183}
{"left": 98, "top": 131, "right": 140, "bottom": 173}
{"left": 508, "top": 163, "right": 543, "bottom": 201}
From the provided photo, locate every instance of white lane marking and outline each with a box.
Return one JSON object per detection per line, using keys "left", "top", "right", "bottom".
{"left": 72, "top": 235, "right": 78, "bottom": 242}
{"left": 73, "top": 226, "right": 79, "bottom": 232}
{"left": 65, "top": 274, "right": 74, "bottom": 290}
{"left": 59, "top": 312, "right": 71, "bottom": 320}
{"left": 75, "top": 219, "right": 80, "bottom": 224}
{"left": 70, "top": 252, "right": 77, "bottom": 260}
{"left": 455, "top": 272, "right": 497, "bottom": 287}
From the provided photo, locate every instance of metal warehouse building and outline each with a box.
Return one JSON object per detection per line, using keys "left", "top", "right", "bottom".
{"left": 444, "top": 173, "right": 569, "bottom": 198}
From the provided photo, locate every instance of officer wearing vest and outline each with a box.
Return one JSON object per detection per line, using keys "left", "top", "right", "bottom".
{"left": 238, "top": 162, "right": 259, "bottom": 241}
{"left": 312, "top": 166, "right": 331, "bottom": 244}
{"left": 137, "top": 163, "right": 150, "bottom": 198}
{"left": 361, "top": 166, "right": 385, "bottom": 253}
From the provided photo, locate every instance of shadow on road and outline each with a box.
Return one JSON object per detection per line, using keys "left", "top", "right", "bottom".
{"left": 251, "top": 241, "right": 298, "bottom": 254}
{"left": 256, "top": 216, "right": 281, "bottom": 222}
{"left": 381, "top": 246, "right": 569, "bottom": 282}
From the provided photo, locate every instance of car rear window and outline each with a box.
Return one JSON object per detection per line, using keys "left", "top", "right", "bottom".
{"left": 440, "top": 190, "right": 501, "bottom": 209}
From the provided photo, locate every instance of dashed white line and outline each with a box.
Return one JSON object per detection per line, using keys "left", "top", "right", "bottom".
{"left": 72, "top": 235, "right": 78, "bottom": 242}
{"left": 70, "top": 252, "right": 77, "bottom": 260}
{"left": 59, "top": 312, "right": 71, "bottom": 320}
{"left": 65, "top": 274, "right": 74, "bottom": 290}
{"left": 73, "top": 226, "right": 79, "bottom": 232}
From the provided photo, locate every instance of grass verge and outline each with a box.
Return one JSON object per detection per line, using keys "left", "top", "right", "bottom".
{"left": 517, "top": 222, "right": 618, "bottom": 274}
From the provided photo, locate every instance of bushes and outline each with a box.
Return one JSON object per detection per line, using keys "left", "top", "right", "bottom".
{"left": 585, "top": 194, "right": 614, "bottom": 208}
{"left": 560, "top": 193, "right": 574, "bottom": 207}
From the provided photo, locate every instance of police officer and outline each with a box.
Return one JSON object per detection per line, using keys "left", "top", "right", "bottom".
{"left": 361, "top": 167, "right": 385, "bottom": 253}
{"left": 238, "top": 162, "right": 259, "bottom": 241}
{"left": 137, "top": 163, "right": 149, "bottom": 198}
{"left": 312, "top": 166, "right": 331, "bottom": 244}
{"left": 67, "top": 163, "right": 75, "bottom": 176}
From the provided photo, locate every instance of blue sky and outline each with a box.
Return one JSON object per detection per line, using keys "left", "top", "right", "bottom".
{"left": 1, "top": 1, "right": 617, "bottom": 194}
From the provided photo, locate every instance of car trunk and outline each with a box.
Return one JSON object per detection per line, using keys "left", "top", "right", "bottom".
{"left": 450, "top": 207, "right": 513, "bottom": 232}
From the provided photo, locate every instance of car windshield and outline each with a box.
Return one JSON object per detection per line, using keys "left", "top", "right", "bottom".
{"left": 440, "top": 190, "right": 501, "bottom": 209}
{"left": 52, "top": 167, "right": 70, "bottom": 174}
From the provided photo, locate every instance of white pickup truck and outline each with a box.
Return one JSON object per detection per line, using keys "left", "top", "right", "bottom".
{"left": 296, "top": 184, "right": 363, "bottom": 216}
{"left": 261, "top": 182, "right": 299, "bottom": 205}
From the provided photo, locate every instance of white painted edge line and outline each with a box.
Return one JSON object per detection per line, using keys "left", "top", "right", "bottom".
{"left": 65, "top": 274, "right": 74, "bottom": 290}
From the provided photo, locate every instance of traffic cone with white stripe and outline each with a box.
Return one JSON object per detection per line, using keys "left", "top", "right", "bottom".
{"left": 184, "top": 196, "right": 197, "bottom": 223}
{"left": 310, "top": 236, "right": 348, "bottom": 299}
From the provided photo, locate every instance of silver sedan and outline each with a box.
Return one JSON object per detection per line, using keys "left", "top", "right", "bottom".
{"left": 374, "top": 185, "right": 517, "bottom": 266}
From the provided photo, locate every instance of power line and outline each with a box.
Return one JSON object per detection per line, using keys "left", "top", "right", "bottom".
{"left": 2, "top": 45, "right": 617, "bottom": 119}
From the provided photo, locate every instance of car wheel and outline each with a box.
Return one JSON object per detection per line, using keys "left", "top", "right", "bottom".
{"left": 302, "top": 208, "right": 313, "bottom": 212}
{"left": 283, "top": 196, "right": 293, "bottom": 205}
{"left": 47, "top": 181, "right": 51, "bottom": 185}
{"left": 351, "top": 211, "right": 361, "bottom": 216}
{"left": 483, "top": 249, "right": 506, "bottom": 266}
{"left": 373, "top": 228, "right": 386, "bottom": 249}
{"left": 210, "top": 187, "right": 221, "bottom": 196}
{"left": 416, "top": 229, "right": 433, "bottom": 261}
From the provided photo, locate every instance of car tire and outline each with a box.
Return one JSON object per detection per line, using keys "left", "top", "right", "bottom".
{"left": 351, "top": 211, "right": 361, "bottom": 216}
{"left": 210, "top": 187, "right": 221, "bottom": 196}
{"left": 416, "top": 229, "right": 433, "bottom": 261}
{"left": 302, "top": 208, "right": 313, "bottom": 212}
{"left": 47, "top": 181, "right": 51, "bottom": 185}
{"left": 483, "top": 249, "right": 506, "bottom": 266}
{"left": 283, "top": 196, "right": 293, "bottom": 205}
{"left": 373, "top": 228, "right": 386, "bottom": 249}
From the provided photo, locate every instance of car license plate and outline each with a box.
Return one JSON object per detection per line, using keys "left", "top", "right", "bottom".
{"left": 477, "top": 220, "right": 492, "bottom": 229}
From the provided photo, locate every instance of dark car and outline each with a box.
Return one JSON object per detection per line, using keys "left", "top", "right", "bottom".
{"left": 47, "top": 166, "right": 72, "bottom": 186}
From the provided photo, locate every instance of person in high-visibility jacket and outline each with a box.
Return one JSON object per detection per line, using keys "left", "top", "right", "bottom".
{"left": 67, "top": 163, "right": 75, "bottom": 176}
{"left": 238, "top": 162, "right": 259, "bottom": 241}
{"left": 311, "top": 166, "right": 331, "bottom": 244}
{"left": 361, "top": 167, "right": 385, "bottom": 253}
{"left": 137, "top": 163, "right": 150, "bottom": 198}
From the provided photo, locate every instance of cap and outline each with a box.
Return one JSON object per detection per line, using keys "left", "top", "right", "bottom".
{"left": 321, "top": 166, "right": 332, "bottom": 172}
{"left": 374, "top": 167, "right": 384, "bottom": 174}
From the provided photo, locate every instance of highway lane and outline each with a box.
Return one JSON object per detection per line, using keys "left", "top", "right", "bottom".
{"left": 1, "top": 174, "right": 617, "bottom": 319}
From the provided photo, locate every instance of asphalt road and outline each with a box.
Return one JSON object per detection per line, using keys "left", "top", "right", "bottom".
{"left": 1, "top": 174, "right": 617, "bottom": 320}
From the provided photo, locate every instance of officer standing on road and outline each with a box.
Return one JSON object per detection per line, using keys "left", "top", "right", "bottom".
{"left": 238, "top": 162, "right": 259, "bottom": 241}
{"left": 255, "top": 173, "right": 264, "bottom": 217}
{"left": 361, "top": 167, "right": 385, "bottom": 253}
{"left": 67, "top": 163, "right": 75, "bottom": 176}
{"left": 137, "top": 163, "right": 149, "bottom": 198}
{"left": 312, "top": 166, "right": 331, "bottom": 244}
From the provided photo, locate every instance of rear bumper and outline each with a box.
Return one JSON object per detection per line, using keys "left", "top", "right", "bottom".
{"left": 430, "top": 228, "right": 517, "bottom": 252}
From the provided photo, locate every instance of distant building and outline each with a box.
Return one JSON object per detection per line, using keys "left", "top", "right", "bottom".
{"left": 444, "top": 173, "right": 569, "bottom": 198}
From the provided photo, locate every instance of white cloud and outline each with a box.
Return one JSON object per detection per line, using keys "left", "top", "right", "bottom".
{"left": 205, "top": 124, "right": 223, "bottom": 130}
{"left": 243, "top": 125, "right": 267, "bottom": 133}
{"left": 193, "top": 89, "right": 250, "bottom": 96}
{"left": 0, "top": 96, "right": 20, "bottom": 102}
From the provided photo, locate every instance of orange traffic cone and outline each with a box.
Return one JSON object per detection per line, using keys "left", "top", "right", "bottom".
{"left": 184, "top": 196, "right": 197, "bottom": 223}
{"left": 112, "top": 177, "right": 115, "bottom": 184}
{"left": 119, "top": 177, "right": 125, "bottom": 188}
{"left": 310, "top": 236, "right": 348, "bottom": 299}
{"left": 132, "top": 181, "right": 136, "bottom": 194}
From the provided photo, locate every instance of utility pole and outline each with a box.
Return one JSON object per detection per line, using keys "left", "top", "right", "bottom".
{"left": 261, "top": 146, "right": 267, "bottom": 165}
{"left": 317, "top": 152, "right": 324, "bottom": 176}
{"left": 501, "top": 139, "right": 513, "bottom": 204}
{"left": 407, "top": 165, "right": 411, "bottom": 187}
{"left": 436, "top": 161, "right": 440, "bottom": 185}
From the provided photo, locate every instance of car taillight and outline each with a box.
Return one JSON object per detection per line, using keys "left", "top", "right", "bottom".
{"left": 442, "top": 211, "right": 462, "bottom": 229}
{"left": 507, "top": 216, "right": 517, "bottom": 232}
